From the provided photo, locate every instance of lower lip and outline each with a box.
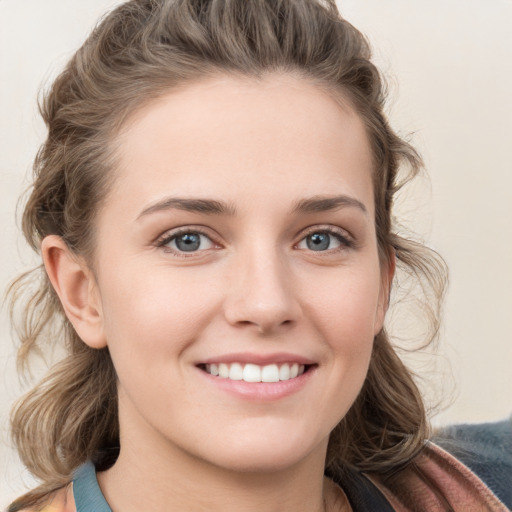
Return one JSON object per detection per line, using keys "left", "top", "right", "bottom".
{"left": 197, "top": 366, "right": 316, "bottom": 401}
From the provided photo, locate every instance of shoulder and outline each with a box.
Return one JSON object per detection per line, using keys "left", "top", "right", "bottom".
{"left": 433, "top": 416, "right": 512, "bottom": 508}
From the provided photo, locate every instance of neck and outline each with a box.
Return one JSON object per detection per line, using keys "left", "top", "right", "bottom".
{"left": 98, "top": 440, "right": 332, "bottom": 512}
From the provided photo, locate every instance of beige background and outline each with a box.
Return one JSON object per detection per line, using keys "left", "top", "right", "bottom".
{"left": 1, "top": 0, "right": 511, "bottom": 505}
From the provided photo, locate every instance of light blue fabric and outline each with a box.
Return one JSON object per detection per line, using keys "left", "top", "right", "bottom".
{"left": 72, "top": 461, "right": 112, "bottom": 512}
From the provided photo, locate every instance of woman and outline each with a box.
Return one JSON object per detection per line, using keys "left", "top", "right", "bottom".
{"left": 5, "top": 0, "right": 509, "bottom": 510}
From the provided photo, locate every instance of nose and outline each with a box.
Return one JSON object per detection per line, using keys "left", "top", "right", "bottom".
{"left": 223, "top": 248, "right": 302, "bottom": 335}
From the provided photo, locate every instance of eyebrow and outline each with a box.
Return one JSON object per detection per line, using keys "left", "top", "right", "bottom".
{"left": 137, "top": 197, "right": 237, "bottom": 219}
{"left": 137, "top": 194, "right": 367, "bottom": 220}
{"left": 292, "top": 195, "right": 368, "bottom": 215}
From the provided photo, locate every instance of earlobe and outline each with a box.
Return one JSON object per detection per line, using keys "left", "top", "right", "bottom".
{"left": 41, "top": 235, "right": 107, "bottom": 349}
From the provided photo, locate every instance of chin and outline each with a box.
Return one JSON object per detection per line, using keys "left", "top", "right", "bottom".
{"left": 202, "top": 430, "right": 328, "bottom": 474}
{"left": 212, "top": 452, "right": 309, "bottom": 474}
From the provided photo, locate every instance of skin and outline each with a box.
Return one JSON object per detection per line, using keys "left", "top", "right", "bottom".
{"left": 43, "top": 73, "right": 393, "bottom": 512}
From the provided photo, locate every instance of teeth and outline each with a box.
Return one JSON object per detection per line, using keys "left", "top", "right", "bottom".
{"left": 243, "top": 364, "right": 261, "bottom": 382}
{"left": 228, "top": 363, "right": 243, "bottom": 380}
{"left": 218, "top": 363, "right": 229, "bottom": 378}
{"left": 261, "top": 364, "right": 279, "bottom": 382}
{"left": 279, "top": 364, "right": 290, "bottom": 381}
{"left": 205, "top": 362, "right": 307, "bottom": 382}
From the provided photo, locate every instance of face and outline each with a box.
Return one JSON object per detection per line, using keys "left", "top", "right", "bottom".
{"left": 89, "top": 74, "right": 391, "bottom": 473}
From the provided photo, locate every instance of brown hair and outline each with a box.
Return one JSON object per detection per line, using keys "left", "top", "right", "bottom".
{"left": 8, "top": 0, "right": 447, "bottom": 509}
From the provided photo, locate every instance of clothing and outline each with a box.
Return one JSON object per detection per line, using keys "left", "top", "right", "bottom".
{"left": 29, "top": 442, "right": 507, "bottom": 512}
{"left": 433, "top": 417, "right": 512, "bottom": 507}
{"left": 366, "top": 442, "right": 508, "bottom": 511}
{"left": 72, "top": 463, "right": 111, "bottom": 512}
{"left": 19, "top": 418, "right": 512, "bottom": 511}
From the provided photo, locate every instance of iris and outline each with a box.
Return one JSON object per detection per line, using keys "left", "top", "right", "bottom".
{"left": 307, "top": 232, "right": 331, "bottom": 251}
{"left": 175, "top": 233, "right": 201, "bottom": 251}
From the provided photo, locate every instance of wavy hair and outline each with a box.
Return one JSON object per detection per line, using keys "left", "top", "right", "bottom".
{"left": 8, "top": 0, "right": 447, "bottom": 509}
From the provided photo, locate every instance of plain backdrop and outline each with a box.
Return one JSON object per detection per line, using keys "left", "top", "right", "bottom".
{"left": 1, "top": 0, "right": 511, "bottom": 505}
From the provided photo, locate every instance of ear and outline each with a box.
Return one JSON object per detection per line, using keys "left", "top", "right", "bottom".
{"left": 41, "top": 235, "right": 107, "bottom": 349}
{"left": 374, "top": 248, "right": 396, "bottom": 335}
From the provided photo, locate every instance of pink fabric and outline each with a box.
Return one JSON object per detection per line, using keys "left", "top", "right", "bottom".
{"left": 368, "top": 443, "right": 508, "bottom": 511}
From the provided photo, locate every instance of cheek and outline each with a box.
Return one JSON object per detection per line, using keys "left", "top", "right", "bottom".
{"left": 310, "top": 267, "right": 382, "bottom": 339}
{"left": 308, "top": 265, "right": 382, "bottom": 385}
{"left": 95, "top": 266, "right": 222, "bottom": 420}
{"left": 298, "top": 270, "right": 380, "bottom": 435}
{"left": 98, "top": 264, "right": 221, "bottom": 361}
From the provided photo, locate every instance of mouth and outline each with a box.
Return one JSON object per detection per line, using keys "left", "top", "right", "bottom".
{"left": 197, "top": 362, "right": 314, "bottom": 383}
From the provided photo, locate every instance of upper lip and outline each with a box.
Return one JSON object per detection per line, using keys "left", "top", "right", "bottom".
{"left": 198, "top": 352, "right": 316, "bottom": 366}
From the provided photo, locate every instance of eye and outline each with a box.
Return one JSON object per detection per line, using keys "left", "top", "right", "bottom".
{"left": 158, "top": 230, "right": 216, "bottom": 254}
{"left": 296, "top": 229, "right": 351, "bottom": 252}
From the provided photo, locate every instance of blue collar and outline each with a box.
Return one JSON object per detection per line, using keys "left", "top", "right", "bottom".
{"left": 72, "top": 462, "right": 112, "bottom": 512}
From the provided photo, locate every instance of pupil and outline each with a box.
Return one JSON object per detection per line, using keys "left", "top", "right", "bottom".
{"left": 176, "top": 233, "right": 200, "bottom": 251}
{"left": 307, "top": 233, "right": 330, "bottom": 251}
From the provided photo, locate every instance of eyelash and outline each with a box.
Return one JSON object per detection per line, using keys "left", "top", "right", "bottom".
{"left": 155, "top": 227, "right": 218, "bottom": 258}
{"left": 154, "top": 225, "right": 354, "bottom": 257}
{"left": 296, "top": 225, "right": 354, "bottom": 252}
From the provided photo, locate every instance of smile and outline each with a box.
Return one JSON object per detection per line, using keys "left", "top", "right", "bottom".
{"left": 202, "top": 362, "right": 307, "bottom": 383}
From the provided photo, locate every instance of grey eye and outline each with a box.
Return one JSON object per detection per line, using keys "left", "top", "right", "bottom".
{"left": 306, "top": 233, "right": 331, "bottom": 251}
{"left": 175, "top": 233, "right": 201, "bottom": 251}
{"left": 166, "top": 232, "right": 214, "bottom": 252}
{"left": 297, "top": 231, "right": 345, "bottom": 252}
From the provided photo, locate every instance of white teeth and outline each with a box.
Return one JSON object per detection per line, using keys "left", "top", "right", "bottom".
{"left": 228, "top": 363, "right": 243, "bottom": 380}
{"left": 243, "top": 364, "right": 261, "bottom": 382}
{"left": 205, "top": 362, "right": 308, "bottom": 382}
{"left": 279, "top": 363, "right": 290, "bottom": 381}
{"left": 218, "top": 363, "right": 229, "bottom": 378}
{"left": 261, "top": 364, "right": 279, "bottom": 382}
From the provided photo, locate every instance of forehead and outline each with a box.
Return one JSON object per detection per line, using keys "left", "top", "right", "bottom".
{"left": 110, "top": 73, "right": 374, "bottom": 217}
